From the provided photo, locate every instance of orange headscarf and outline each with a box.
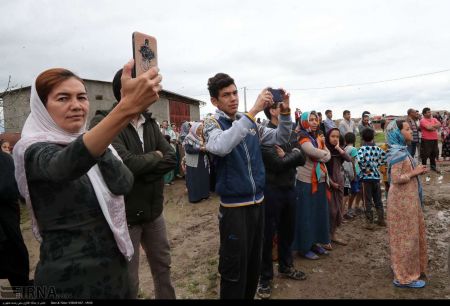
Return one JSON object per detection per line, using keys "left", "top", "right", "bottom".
{"left": 298, "top": 111, "right": 331, "bottom": 200}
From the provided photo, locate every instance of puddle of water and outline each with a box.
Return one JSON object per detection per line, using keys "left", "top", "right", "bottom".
{"left": 422, "top": 172, "right": 450, "bottom": 185}
{"left": 436, "top": 211, "right": 450, "bottom": 223}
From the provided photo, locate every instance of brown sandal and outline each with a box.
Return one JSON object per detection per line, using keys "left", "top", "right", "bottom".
{"left": 322, "top": 243, "right": 333, "bottom": 251}
{"left": 331, "top": 238, "right": 348, "bottom": 246}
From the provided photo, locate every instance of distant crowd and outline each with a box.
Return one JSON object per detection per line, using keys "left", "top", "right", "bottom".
{"left": 1, "top": 63, "right": 449, "bottom": 300}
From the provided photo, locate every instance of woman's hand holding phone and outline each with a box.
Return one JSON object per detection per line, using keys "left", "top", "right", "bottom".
{"left": 120, "top": 59, "right": 162, "bottom": 116}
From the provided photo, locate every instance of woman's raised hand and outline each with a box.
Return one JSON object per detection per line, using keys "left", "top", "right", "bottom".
{"left": 120, "top": 59, "right": 163, "bottom": 115}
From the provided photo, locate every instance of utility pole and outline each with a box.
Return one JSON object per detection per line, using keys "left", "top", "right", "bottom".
{"left": 243, "top": 86, "right": 247, "bottom": 112}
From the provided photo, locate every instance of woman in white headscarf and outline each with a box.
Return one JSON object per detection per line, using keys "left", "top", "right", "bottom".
{"left": 13, "top": 60, "right": 162, "bottom": 299}
{"left": 183, "top": 122, "right": 210, "bottom": 203}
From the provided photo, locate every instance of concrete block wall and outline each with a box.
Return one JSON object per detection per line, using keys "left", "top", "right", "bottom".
{"left": 3, "top": 88, "right": 30, "bottom": 133}
{"left": 3, "top": 80, "right": 201, "bottom": 133}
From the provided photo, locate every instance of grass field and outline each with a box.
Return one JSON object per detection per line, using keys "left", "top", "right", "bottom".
{"left": 355, "top": 129, "right": 443, "bottom": 147}
{"left": 355, "top": 129, "right": 386, "bottom": 147}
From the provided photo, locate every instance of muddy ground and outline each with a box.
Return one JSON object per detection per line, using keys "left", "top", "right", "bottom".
{"left": 3, "top": 162, "right": 450, "bottom": 299}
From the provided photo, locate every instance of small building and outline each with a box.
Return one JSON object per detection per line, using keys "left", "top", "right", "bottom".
{"left": 1, "top": 79, "right": 206, "bottom": 133}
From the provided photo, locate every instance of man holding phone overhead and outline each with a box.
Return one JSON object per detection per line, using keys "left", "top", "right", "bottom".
{"left": 257, "top": 100, "right": 306, "bottom": 299}
{"left": 89, "top": 33, "right": 177, "bottom": 299}
{"left": 203, "top": 75, "right": 292, "bottom": 299}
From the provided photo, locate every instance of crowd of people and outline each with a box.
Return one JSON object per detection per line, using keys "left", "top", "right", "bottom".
{"left": 0, "top": 61, "right": 448, "bottom": 300}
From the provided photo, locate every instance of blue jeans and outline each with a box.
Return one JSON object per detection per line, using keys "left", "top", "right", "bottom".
{"left": 407, "top": 141, "right": 417, "bottom": 158}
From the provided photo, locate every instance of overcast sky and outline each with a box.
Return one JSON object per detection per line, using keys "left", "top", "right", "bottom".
{"left": 1, "top": 0, "right": 450, "bottom": 121}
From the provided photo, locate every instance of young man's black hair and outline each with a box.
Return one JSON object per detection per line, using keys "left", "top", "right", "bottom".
{"left": 361, "top": 127, "right": 375, "bottom": 143}
{"left": 362, "top": 111, "right": 370, "bottom": 117}
{"left": 207, "top": 73, "right": 235, "bottom": 99}
{"left": 344, "top": 132, "right": 356, "bottom": 145}
{"left": 263, "top": 102, "right": 280, "bottom": 120}
{"left": 112, "top": 68, "right": 123, "bottom": 101}
{"left": 422, "top": 107, "right": 431, "bottom": 115}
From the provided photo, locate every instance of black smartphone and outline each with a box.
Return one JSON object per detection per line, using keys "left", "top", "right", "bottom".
{"left": 132, "top": 31, "right": 158, "bottom": 78}
{"left": 268, "top": 88, "right": 284, "bottom": 103}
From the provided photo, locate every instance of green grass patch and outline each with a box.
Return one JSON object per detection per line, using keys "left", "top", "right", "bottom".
{"left": 355, "top": 130, "right": 386, "bottom": 148}
{"left": 374, "top": 131, "right": 386, "bottom": 144}
{"left": 187, "top": 281, "right": 200, "bottom": 295}
{"left": 20, "top": 202, "right": 30, "bottom": 225}
{"left": 208, "top": 257, "right": 218, "bottom": 266}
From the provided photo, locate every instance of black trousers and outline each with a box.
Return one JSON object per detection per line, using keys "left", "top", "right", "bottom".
{"left": 421, "top": 139, "right": 439, "bottom": 168}
{"left": 0, "top": 202, "right": 30, "bottom": 287}
{"left": 260, "top": 185, "right": 296, "bottom": 284}
{"left": 218, "top": 203, "right": 264, "bottom": 299}
{"left": 362, "top": 181, "right": 383, "bottom": 221}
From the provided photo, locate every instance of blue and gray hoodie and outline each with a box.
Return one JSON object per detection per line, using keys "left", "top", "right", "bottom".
{"left": 203, "top": 109, "right": 292, "bottom": 207}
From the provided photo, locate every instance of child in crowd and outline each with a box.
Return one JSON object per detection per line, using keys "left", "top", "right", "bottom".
{"left": 325, "top": 128, "right": 352, "bottom": 245}
{"left": 357, "top": 128, "right": 387, "bottom": 230}
{"left": 343, "top": 133, "right": 362, "bottom": 218}
{"left": 1, "top": 140, "right": 12, "bottom": 154}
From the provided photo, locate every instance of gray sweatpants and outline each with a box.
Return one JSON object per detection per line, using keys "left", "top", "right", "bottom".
{"left": 128, "top": 214, "right": 176, "bottom": 299}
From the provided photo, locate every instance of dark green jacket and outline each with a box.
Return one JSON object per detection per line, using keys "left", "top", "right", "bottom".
{"left": 90, "top": 108, "right": 176, "bottom": 225}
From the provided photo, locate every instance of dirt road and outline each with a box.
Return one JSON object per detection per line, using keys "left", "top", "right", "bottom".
{"left": 143, "top": 162, "right": 450, "bottom": 299}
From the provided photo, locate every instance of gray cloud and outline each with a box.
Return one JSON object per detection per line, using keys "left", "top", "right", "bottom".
{"left": 1, "top": 0, "right": 449, "bottom": 120}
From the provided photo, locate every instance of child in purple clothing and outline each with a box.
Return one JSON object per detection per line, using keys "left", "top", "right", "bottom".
{"left": 325, "top": 128, "right": 352, "bottom": 245}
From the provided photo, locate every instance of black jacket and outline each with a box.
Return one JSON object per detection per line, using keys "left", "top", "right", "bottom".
{"left": 0, "top": 151, "right": 20, "bottom": 244}
{"left": 89, "top": 108, "right": 176, "bottom": 225}
{"left": 261, "top": 121, "right": 305, "bottom": 188}
{"left": 0, "top": 151, "right": 30, "bottom": 282}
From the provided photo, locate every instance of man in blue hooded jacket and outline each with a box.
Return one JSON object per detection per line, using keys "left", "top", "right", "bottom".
{"left": 203, "top": 73, "right": 292, "bottom": 299}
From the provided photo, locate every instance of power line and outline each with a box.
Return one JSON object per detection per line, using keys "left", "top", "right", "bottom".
{"left": 246, "top": 68, "right": 450, "bottom": 91}
{"left": 176, "top": 68, "right": 450, "bottom": 97}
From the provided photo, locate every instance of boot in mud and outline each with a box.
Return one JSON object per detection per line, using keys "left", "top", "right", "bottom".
{"left": 376, "top": 209, "right": 386, "bottom": 227}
